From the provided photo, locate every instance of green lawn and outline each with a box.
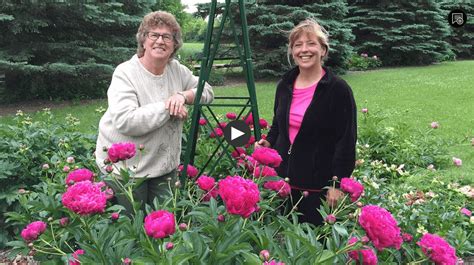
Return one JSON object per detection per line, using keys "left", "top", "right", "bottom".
{"left": 1, "top": 60, "right": 472, "bottom": 183}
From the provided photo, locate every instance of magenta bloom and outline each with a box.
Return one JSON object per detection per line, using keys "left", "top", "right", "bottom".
{"left": 452, "top": 157, "right": 462, "bottom": 167}
{"left": 252, "top": 147, "right": 282, "bottom": 167}
{"left": 460, "top": 208, "right": 472, "bottom": 217}
{"left": 199, "top": 118, "right": 207, "bottom": 125}
{"left": 111, "top": 212, "right": 120, "bottom": 220}
{"left": 231, "top": 147, "right": 246, "bottom": 158}
{"left": 66, "top": 168, "right": 94, "bottom": 185}
{"left": 226, "top": 112, "right": 237, "bottom": 120}
{"left": 340, "top": 178, "right": 364, "bottom": 202}
{"left": 69, "top": 249, "right": 85, "bottom": 265}
{"left": 178, "top": 164, "right": 199, "bottom": 178}
{"left": 245, "top": 135, "right": 256, "bottom": 148}
{"left": 359, "top": 205, "right": 403, "bottom": 251}
{"left": 402, "top": 232, "right": 413, "bottom": 242}
{"left": 259, "top": 118, "right": 268, "bottom": 129}
{"left": 244, "top": 113, "right": 253, "bottom": 125}
{"left": 21, "top": 221, "right": 47, "bottom": 242}
{"left": 218, "top": 122, "right": 227, "bottom": 129}
{"left": 62, "top": 181, "right": 107, "bottom": 215}
{"left": 144, "top": 210, "right": 176, "bottom": 239}
{"left": 107, "top": 142, "right": 136, "bottom": 163}
{"left": 325, "top": 214, "right": 336, "bottom": 224}
{"left": 244, "top": 155, "right": 259, "bottom": 171}
{"left": 210, "top": 127, "right": 223, "bottom": 138}
{"left": 218, "top": 176, "right": 260, "bottom": 218}
{"left": 264, "top": 180, "right": 291, "bottom": 198}
{"left": 417, "top": 233, "right": 457, "bottom": 265}
{"left": 253, "top": 166, "right": 278, "bottom": 178}
{"left": 348, "top": 237, "right": 378, "bottom": 265}
{"left": 196, "top": 175, "right": 218, "bottom": 201}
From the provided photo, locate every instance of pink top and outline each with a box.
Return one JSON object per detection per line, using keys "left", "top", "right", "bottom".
{"left": 289, "top": 71, "right": 325, "bottom": 144}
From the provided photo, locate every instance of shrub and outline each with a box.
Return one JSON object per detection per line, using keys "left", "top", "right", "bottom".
{"left": 347, "top": 53, "right": 382, "bottom": 71}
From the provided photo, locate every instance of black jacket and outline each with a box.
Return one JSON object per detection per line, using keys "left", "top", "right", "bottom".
{"left": 266, "top": 66, "right": 357, "bottom": 190}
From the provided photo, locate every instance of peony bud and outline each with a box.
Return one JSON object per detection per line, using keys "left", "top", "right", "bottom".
{"left": 123, "top": 257, "right": 132, "bottom": 265}
{"left": 42, "top": 164, "right": 50, "bottom": 170}
{"left": 179, "top": 223, "right": 188, "bottom": 231}
{"left": 430, "top": 121, "right": 439, "bottom": 129}
{"left": 332, "top": 176, "right": 338, "bottom": 181}
{"left": 47, "top": 217, "right": 53, "bottom": 222}
{"left": 174, "top": 181, "right": 181, "bottom": 188}
{"left": 284, "top": 177, "right": 290, "bottom": 182}
{"left": 166, "top": 242, "right": 174, "bottom": 250}
{"left": 105, "top": 165, "right": 114, "bottom": 173}
{"left": 361, "top": 236, "right": 370, "bottom": 244}
{"left": 356, "top": 202, "right": 363, "bottom": 207}
{"left": 427, "top": 164, "right": 435, "bottom": 171}
{"left": 302, "top": 191, "right": 309, "bottom": 197}
{"left": 111, "top": 212, "right": 120, "bottom": 221}
{"left": 452, "top": 157, "right": 462, "bottom": 167}
{"left": 259, "top": 250, "right": 270, "bottom": 261}
{"left": 217, "top": 214, "right": 225, "bottom": 222}
{"left": 18, "top": 188, "right": 26, "bottom": 194}
{"left": 66, "top": 156, "right": 75, "bottom": 164}
{"left": 139, "top": 144, "right": 145, "bottom": 151}
{"left": 63, "top": 165, "right": 70, "bottom": 172}
{"left": 27, "top": 242, "right": 34, "bottom": 248}
{"left": 325, "top": 214, "right": 336, "bottom": 224}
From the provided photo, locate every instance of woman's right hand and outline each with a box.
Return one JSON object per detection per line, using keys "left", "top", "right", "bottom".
{"left": 254, "top": 139, "right": 271, "bottom": 149}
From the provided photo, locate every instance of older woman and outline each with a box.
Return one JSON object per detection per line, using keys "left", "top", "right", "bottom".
{"left": 96, "top": 11, "right": 213, "bottom": 211}
{"left": 256, "top": 19, "right": 357, "bottom": 225}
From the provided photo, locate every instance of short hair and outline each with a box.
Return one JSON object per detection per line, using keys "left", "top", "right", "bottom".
{"left": 287, "top": 19, "right": 330, "bottom": 66}
{"left": 136, "top": 11, "right": 183, "bottom": 60}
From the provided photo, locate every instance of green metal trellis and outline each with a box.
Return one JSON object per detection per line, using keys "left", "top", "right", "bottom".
{"left": 180, "top": 0, "right": 261, "bottom": 181}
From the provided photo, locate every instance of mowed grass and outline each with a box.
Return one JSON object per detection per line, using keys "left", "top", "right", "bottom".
{"left": 1, "top": 60, "right": 472, "bottom": 184}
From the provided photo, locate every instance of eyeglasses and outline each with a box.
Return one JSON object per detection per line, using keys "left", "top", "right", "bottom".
{"left": 146, "top": 32, "right": 174, "bottom": 43}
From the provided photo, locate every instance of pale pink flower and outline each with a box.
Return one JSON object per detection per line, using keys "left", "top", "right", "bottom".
{"left": 431, "top": 121, "right": 439, "bottom": 129}
{"left": 252, "top": 147, "right": 282, "bottom": 167}
{"left": 417, "top": 233, "right": 457, "bottom": 265}
{"left": 21, "top": 221, "right": 47, "bottom": 242}
{"left": 42, "top": 164, "right": 50, "bottom": 170}
{"left": 264, "top": 180, "right": 291, "bottom": 198}
{"left": 361, "top": 108, "right": 368, "bottom": 113}
{"left": 372, "top": 55, "right": 378, "bottom": 60}
{"left": 63, "top": 165, "right": 71, "bottom": 172}
{"left": 218, "top": 176, "right": 260, "bottom": 218}
{"left": 178, "top": 164, "right": 199, "bottom": 178}
{"left": 66, "top": 156, "right": 75, "bottom": 164}
{"left": 340, "top": 178, "right": 364, "bottom": 202}
{"left": 144, "top": 210, "right": 176, "bottom": 239}
{"left": 123, "top": 258, "right": 132, "bottom": 265}
{"left": 259, "top": 249, "right": 270, "bottom": 261}
{"left": 460, "top": 208, "right": 472, "bottom": 217}
{"left": 62, "top": 181, "right": 107, "bottom": 215}
{"left": 66, "top": 168, "right": 94, "bottom": 185}
{"left": 107, "top": 142, "right": 136, "bottom": 163}
{"left": 359, "top": 205, "right": 403, "bottom": 251}
{"left": 361, "top": 53, "right": 368, "bottom": 57}
{"left": 452, "top": 157, "right": 462, "bottom": 167}
{"left": 226, "top": 112, "right": 237, "bottom": 120}
{"left": 427, "top": 164, "right": 435, "bottom": 171}
{"left": 69, "top": 249, "right": 85, "bottom": 265}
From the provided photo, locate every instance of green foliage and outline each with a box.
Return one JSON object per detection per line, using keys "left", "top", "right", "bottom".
{"left": 439, "top": 0, "right": 474, "bottom": 59}
{"left": 0, "top": 2, "right": 154, "bottom": 103}
{"left": 346, "top": 53, "right": 382, "bottom": 71}
{"left": 346, "top": 0, "right": 454, "bottom": 66}
{"left": 0, "top": 109, "right": 97, "bottom": 248}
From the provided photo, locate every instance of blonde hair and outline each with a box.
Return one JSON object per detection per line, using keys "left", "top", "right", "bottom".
{"left": 136, "top": 11, "right": 183, "bottom": 60}
{"left": 287, "top": 19, "right": 329, "bottom": 66}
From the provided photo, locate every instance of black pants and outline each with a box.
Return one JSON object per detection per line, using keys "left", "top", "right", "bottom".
{"left": 291, "top": 189, "right": 324, "bottom": 226}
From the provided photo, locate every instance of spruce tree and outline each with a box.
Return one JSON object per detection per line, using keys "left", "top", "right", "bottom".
{"left": 438, "top": 0, "right": 473, "bottom": 59}
{"left": 346, "top": 0, "right": 453, "bottom": 66}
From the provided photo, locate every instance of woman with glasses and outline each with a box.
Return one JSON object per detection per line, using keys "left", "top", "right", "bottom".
{"left": 255, "top": 19, "right": 357, "bottom": 226}
{"left": 95, "top": 11, "right": 214, "bottom": 213}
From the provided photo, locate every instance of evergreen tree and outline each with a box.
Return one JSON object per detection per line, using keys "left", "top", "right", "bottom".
{"left": 438, "top": 0, "right": 473, "bottom": 59}
{"left": 346, "top": 0, "right": 454, "bottom": 66}
{"left": 0, "top": 2, "right": 153, "bottom": 102}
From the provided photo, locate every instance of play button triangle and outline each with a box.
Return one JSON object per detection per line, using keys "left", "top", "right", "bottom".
{"left": 231, "top": 127, "right": 245, "bottom": 140}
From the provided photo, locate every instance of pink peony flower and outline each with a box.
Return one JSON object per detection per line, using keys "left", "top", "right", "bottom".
{"left": 63, "top": 165, "right": 71, "bottom": 172}
{"left": 402, "top": 233, "right": 413, "bottom": 242}
{"left": 144, "top": 210, "right": 176, "bottom": 239}
{"left": 218, "top": 176, "right": 260, "bottom": 218}
{"left": 417, "top": 233, "right": 457, "bottom": 265}
{"left": 259, "top": 118, "right": 268, "bottom": 129}
{"left": 178, "top": 223, "right": 187, "bottom": 231}
{"left": 21, "top": 221, "right": 47, "bottom": 242}
{"left": 431, "top": 121, "right": 439, "bottom": 129}
{"left": 259, "top": 249, "right": 270, "bottom": 261}
{"left": 244, "top": 155, "right": 259, "bottom": 171}
{"left": 107, "top": 142, "right": 136, "bottom": 163}
{"left": 361, "top": 108, "right": 368, "bottom": 114}
{"left": 62, "top": 181, "right": 107, "bottom": 215}
{"left": 245, "top": 135, "right": 256, "bottom": 148}
{"left": 359, "top": 205, "right": 403, "bottom": 251}
{"left": 340, "top": 178, "right": 364, "bottom": 202}
{"left": 264, "top": 180, "right": 291, "bottom": 198}
{"left": 199, "top": 118, "right": 207, "bottom": 125}
{"left": 111, "top": 212, "right": 120, "bottom": 220}
{"left": 178, "top": 164, "right": 199, "bottom": 178}
{"left": 347, "top": 237, "right": 378, "bottom": 265}
{"left": 460, "top": 208, "right": 472, "bottom": 217}
{"left": 452, "top": 157, "right": 462, "bottom": 167}
{"left": 196, "top": 175, "right": 218, "bottom": 201}
{"left": 42, "top": 164, "right": 50, "bottom": 170}
{"left": 252, "top": 147, "right": 282, "bottom": 167}
{"left": 325, "top": 214, "right": 336, "bottom": 224}
{"left": 209, "top": 127, "right": 223, "bottom": 138}
{"left": 66, "top": 168, "right": 94, "bottom": 185}
{"left": 244, "top": 113, "right": 253, "bottom": 125}
{"left": 253, "top": 165, "right": 278, "bottom": 178}
{"left": 69, "top": 249, "right": 85, "bottom": 265}
{"left": 226, "top": 112, "right": 237, "bottom": 120}
{"left": 231, "top": 147, "right": 246, "bottom": 158}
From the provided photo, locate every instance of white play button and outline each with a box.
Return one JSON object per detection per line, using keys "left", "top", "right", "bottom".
{"left": 231, "top": 127, "right": 245, "bottom": 140}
